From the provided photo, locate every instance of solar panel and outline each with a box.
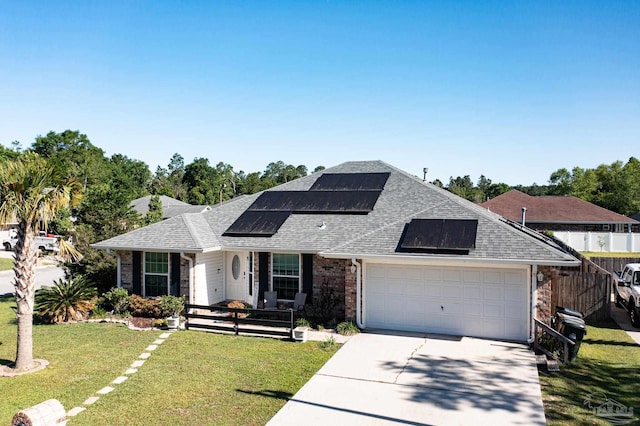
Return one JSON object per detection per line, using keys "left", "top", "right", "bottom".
{"left": 310, "top": 172, "right": 390, "bottom": 191}
{"left": 400, "top": 219, "right": 478, "bottom": 250}
{"left": 248, "top": 191, "right": 381, "bottom": 214}
{"left": 223, "top": 211, "right": 290, "bottom": 237}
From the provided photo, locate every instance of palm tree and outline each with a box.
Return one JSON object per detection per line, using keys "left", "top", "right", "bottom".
{"left": 0, "top": 153, "right": 81, "bottom": 371}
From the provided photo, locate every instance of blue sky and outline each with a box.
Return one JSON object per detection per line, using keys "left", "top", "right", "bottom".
{"left": 1, "top": 1, "right": 638, "bottom": 185}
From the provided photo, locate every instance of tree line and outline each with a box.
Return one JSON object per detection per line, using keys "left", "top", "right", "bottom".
{"left": 439, "top": 158, "right": 640, "bottom": 217}
{"left": 0, "top": 130, "right": 323, "bottom": 290}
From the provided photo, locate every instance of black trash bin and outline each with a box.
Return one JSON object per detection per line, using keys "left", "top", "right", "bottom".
{"left": 555, "top": 306, "right": 584, "bottom": 319}
{"left": 555, "top": 312, "right": 587, "bottom": 361}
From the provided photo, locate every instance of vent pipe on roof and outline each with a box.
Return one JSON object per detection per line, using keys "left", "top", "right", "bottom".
{"left": 422, "top": 168, "right": 428, "bottom": 182}
{"left": 522, "top": 207, "right": 527, "bottom": 226}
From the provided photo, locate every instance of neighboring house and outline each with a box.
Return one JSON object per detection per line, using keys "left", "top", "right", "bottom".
{"left": 93, "top": 161, "right": 579, "bottom": 342}
{"left": 130, "top": 195, "right": 211, "bottom": 220}
{"left": 481, "top": 190, "right": 639, "bottom": 233}
{"left": 0, "top": 214, "right": 18, "bottom": 241}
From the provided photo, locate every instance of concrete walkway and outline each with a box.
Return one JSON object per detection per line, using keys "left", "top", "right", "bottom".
{"left": 610, "top": 302, "right": 640, "bottom": 345}
{"left": 268, "top": 332, "right": 545, "bottom": 426}
{"left": 65, "top": 330, "right": 176, "bottom": 420}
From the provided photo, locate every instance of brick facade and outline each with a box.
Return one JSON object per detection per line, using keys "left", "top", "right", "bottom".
{"left": 119, "top": 251, "right": 133, "bottom": 292}
{"left": 180, "top": 254, "right": 195, "bottom": 298}
{"left": 536, "top": 266, "right": 553, "bottom": 325}
{"left": 311, "top": 256, "right": 349, "bottom": 321}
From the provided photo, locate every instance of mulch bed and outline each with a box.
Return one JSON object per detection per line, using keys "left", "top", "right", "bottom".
{"left": 128, "top": 317, "right": 155, "bottom": 329}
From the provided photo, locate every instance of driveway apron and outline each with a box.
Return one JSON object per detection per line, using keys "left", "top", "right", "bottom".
{"left": 268, "top": 332, "right": 545, "bottom": 426}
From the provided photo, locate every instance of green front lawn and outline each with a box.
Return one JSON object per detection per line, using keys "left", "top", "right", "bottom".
{"left": 581, "top": 251, "right": 640, "bottom": 258}
{"left": 0, "top": 296, "right": 338, "bottom": 425}
{"left": 540, "top": 320, "right": 640, "bottom": 425}
{"left": 0, "top": 258, "right": 13, "bottom": 271}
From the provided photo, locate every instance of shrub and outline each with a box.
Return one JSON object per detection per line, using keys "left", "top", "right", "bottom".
{"left": 318, "top": 336, "right": 336, "bottom": 349}
{"left": 305, "top": 279, "right": 342, "bottom": 326}
{"left": 336, "top": 321, "right": 360, "bottom": 336}
{"left": 153, "top": 318, "right": 168, "bottom": 328}
{"left": 295, "top": 318, "right": 311, "bottom": 328}
{"left": 35, "top": 276, "right": 97, "bottom": 323}
{"left": 159, "top": 295, "right": 185, "bottom": 318}
{"left": 129, "top": 295, "right": 162, "bottom": 318}
{"left": 90, "top": 306, "right": 108, "bottom": 319}
{"left": 103, "top": 287, "right": 130, "bottom": 315}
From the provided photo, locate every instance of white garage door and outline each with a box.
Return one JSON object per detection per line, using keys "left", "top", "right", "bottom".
{"left": 366, "top": 264, "right": 528, "bottom": 341}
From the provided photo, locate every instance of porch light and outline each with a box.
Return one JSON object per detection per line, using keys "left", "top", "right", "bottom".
{"left": 537, "top": 271, "right": 545, "bottom": 282}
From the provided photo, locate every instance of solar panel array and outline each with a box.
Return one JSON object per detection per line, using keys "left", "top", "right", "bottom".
{"left": 249, "top": 191, "right": 381, "bottom": 214}
{"left": 223, "top": 211, "right": 290, "bottom": 237}
{"left": 399, "top": 219, "right": 478, "bottom": 251}
{"left": 310, "top": 172, "right": 390, "bottom": 191}
{"left": 224, "top": 172, "right": 389, "bottom": 237}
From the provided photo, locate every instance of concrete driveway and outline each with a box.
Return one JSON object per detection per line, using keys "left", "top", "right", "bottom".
{"left": 268, "top": 332, "right": 545, "bottom": 426}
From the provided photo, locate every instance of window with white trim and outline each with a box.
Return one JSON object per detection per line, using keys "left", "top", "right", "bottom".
{"left": 144, "top": 252, "right": 169, "bottom": 297}
{"left": 271, "top": 253, "right": 300, "bottom": 300}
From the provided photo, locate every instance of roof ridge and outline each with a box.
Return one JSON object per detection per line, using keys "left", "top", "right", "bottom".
{"left": 326, "top": 199, "right": 451, "bottom": 252}
{"left": 182, "top": 213, "right": 208, "bottom": 249}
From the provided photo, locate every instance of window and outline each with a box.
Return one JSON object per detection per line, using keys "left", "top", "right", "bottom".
{"left": 144, "top": 252, "right": 169, "bottom": 297}
{"left": 271, "top": 253, "right": 300, "bottom": 300}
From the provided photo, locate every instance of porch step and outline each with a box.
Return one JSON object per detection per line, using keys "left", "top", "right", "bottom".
{"left": 536, "top": 353, "right": 560, "bottom": 372}
{"left": 546, "top": 359, "right": 560, "bottom": 372}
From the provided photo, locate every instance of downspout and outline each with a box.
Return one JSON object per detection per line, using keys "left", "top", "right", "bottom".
{"left": 529, "top": 265, "right": 538, "bottom": 344}
{"left": 180, "top": 252, "right": 194, "bottom": 310}
{"left": 352, "top": 258, "right": 364, "bottom": 329}
{"left": 116, "top": 253, "right": 121, "bottom": 288}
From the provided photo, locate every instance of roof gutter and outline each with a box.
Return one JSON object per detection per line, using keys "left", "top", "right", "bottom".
{"left": 90, "top": 244, "right": 213, "bottom": 254}
{"left": 319, "top": 252, "right": 581, "bottom": 267}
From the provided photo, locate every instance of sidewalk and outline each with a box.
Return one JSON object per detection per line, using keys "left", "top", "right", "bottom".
{"left": 610, "top": 302, "right": 640, "bottom": 345}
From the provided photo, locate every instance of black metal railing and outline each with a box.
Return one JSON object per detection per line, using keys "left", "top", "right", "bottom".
{"left": 184, "top": 303, "right": 294, "bottom": 339}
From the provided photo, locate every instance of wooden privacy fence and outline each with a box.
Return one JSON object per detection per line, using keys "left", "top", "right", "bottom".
{"left": 588, "top": 257, "right": 640, "bottom": 275}
{"left": 552, "top": 270, "right": 611, "bottom": 321}
{"left": 184, "top": 304, "right": 294, "bottom": 339}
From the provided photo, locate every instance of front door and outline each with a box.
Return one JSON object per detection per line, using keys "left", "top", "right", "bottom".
{"left": 226, "top": 251, "right": 247, "bottom": 301}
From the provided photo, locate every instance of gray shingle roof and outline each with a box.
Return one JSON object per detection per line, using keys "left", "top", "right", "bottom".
{"left": 129, "top": 195, "right": 209, "bottom": 219}
{"left": 93, "top": 161, "right": 578, "bottom": 265}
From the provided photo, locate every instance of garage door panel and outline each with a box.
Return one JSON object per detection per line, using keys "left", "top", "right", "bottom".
{"left": 464, "top": 286, "right": 482, "bottom": 299}
{"left": 483, "top": 303, "right": 503, "bottom": 318}
{"left": 462, "top": 302, "right": 484, "bottom": 316}
{"left": 425, "top": 269, "right": 443, "bottom": 281}
{"left": 443, "top": 270, "right": 462, "bottom": 282}
{"left": 366, "top": 264, "right": 528, "bottom": 341}
{"left": 404, "top": 280, "right": 424, "bottom": 296}
{"left": 483, "top": 287, "right": 502, "bottom": 301}
{"left": 442, "top": 285, "right": 463, "bottom": 298}
{"left": 463, "top": 270, "right": 482, "bottom": 282}
{"left": 483, "top": 271, "right": 503, "bottom": 284}
{"left": 505, "top": 288, "right": 524, "bottom": 302}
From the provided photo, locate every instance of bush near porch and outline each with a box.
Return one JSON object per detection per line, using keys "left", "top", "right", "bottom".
{"left": 0, "top": 295, "right": 338, "bottom": 425}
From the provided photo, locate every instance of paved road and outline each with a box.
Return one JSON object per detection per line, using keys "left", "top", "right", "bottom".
{"left": 0, "top": 265, "right": 66, "bottom": 296}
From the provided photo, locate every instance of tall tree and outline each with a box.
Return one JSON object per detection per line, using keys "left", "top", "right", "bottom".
{"left": 31, "top": 130, "right": 109, "bottom": 190}
{"left": 145, "top": 195, "right": 163, "bottom": 225}
{"left": 0, "top": 153, "right": 81, "bottom": 371}
{"left": 183, "top": 158, "right": 218, "bottom": 204}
